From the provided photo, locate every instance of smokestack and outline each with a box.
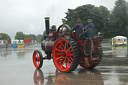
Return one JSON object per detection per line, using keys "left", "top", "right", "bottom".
{"left": 44, "top": 17, "right": 50, "bottom": 38}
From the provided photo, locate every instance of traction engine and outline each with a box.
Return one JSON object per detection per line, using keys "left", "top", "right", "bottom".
{"left": 32, "top": 17, "right": 103, "bottom": 73}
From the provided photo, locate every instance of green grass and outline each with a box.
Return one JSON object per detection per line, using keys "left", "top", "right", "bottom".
{"left": 111, "top": 44, "right": 128, "bottom": 47}
{"left": 102, "top": 42, "right": 111, "bottom": 44}
{"left": 121, "top": 44, "right": 128, "bottom": 47}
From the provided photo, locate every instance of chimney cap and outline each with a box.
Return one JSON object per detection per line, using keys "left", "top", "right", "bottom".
{"left": 44, "top": 17, "right": 50, "bottom": 20}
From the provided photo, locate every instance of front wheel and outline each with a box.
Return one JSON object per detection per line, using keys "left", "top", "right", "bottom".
{"left": 33, "top": 50, "right": 43, "bottom": 69}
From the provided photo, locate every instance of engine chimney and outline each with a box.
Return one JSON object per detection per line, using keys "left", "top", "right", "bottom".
{"left": 44, "top": 17, "right": 50, "bottom": 38}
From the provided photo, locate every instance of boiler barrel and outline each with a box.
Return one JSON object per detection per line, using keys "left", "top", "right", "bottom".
{"left": 41, "top": 39, "right": 54, "bottom": 51}
{"left": 45, "top": 41, "right": 54, "bottom": 51}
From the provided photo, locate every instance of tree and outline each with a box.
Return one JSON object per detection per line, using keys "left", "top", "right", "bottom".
{"left": 62, "top": 9, "right": 77, "bottom": 27}
{"left": 108, "top": 0, "right": 128, "bottom": 37}
{"left": 36, "top": 34, "right": 42, "bottom": 42}
{"left": 28, "top": 34, "right": 36, "bottom": 40}
{"left": 62, "top": 4, "right": 110, "bottom": 35}
{"left": 41, "top": 31, "right": 46, "bottom": 41}
{"left": 97, "top": 6, "right": 110, "bottom": 32}
{"left": 0, "top": 33, "right": 10, "bottom": 40}
{"left": 15, "top": 32, "right": 26, "bottom": 40}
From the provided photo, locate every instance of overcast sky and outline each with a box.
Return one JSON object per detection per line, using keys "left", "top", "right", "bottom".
{"left": 0, "top": 0, "right": 123, "bottom": 39}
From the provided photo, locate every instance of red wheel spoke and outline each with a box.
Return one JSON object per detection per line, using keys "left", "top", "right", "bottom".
{"left": 66, "top": 57, "right": 73, "bottom": 63}
{"left": 67, "top": 43, "right": 69, "bottom": 49}
{"left": 67, "top": 60, "right": 69, "bottom": 67}
{"left": 57, "top": 53, "right": 62, "bottom": 56}
{"left": 60, "top": 58, "right": 64, "bottom": 64}
{"left": 36, "top": 57, "right": 40, "bottom": 61}
{"left": 67, "top": 54, "right": 73, "bottom": 61}
{"left": 36, "top": 61, "right": 39, "bottom": 65}
{"left": 66, "top": 46, "right": 72, "bottom": 52}
{"left": 64, "top": 42, "right": 67, "bottom": 49}
{"left": 55, "top": 48, "right": 62, "bottom": 52}
{"left": 66, "top": 59, "right": 70, "bottom": 68}
{"left": 66, "top": 59, "right": 68, "bottom": 68}
{"left": 59, "top": 45, "right": 64, "bottom": 51}
{"left": 70, "top": 57, "right": 73, "bottom": 62}
{"left": 59, "top": 42, "right": 64, "bottom": 48}
{"left": 67, "top": 54, "right": 73, "bottom": 57}
{"left": 68, "top": 50, "right": 73, "bottom": 53}
{"left": 60, "top": 59, "right": 66, "bottom": 68}
{"left": 56, "top": 56, "right": 63, "bottom": 61}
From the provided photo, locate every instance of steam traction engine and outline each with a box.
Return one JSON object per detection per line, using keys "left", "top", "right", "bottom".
{"left": 33, "top": 17, "right": 103, "bottom": 72}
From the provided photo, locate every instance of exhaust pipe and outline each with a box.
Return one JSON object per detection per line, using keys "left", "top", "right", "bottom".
{"left": 44, "top": 17, "right": 50, "bottom": 38}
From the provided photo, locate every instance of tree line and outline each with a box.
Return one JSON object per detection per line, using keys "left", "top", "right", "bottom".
{"left": 62, "top": 0, "right": 128, "bottom": 38}
{"left": 0, "top": 32, "right": 44, "bottom": 42}
{"left": 15, "top": 31, "right": 45, "bottom": 42}
{"left": 0, "top": 33, "right": 10, "bottom": 40}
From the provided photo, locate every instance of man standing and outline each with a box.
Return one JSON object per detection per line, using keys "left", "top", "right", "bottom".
{"left": 73, "top": 18, "right": 83, "bottom": 36}
{"left": 87, "top": 19, "right": 95, "bottom": 34}
{"left": 5, "top": 40, "right": 8, "bottom": 50}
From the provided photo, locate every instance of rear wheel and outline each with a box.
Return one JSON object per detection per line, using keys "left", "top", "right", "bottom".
{"left": 33, "top": 50, "right": 43, "bottom": 69}
{"left": 52, "top": 37, "right": 80, "bottom": 72}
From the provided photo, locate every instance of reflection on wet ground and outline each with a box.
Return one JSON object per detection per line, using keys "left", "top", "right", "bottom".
{"left": 112, "top": 47, "right": 128, "bottom": 57}
{"left": 0, "top": 44, "right": 128, "bottom": 85}
{"left": 33, "top": 69, "right": 104, "bottom": 85}
{"left": 103, "top": 45, "right": 128, "bottom": 58}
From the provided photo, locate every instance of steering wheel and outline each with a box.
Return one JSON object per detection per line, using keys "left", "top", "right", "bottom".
{"left": 57, "top": 24, "right": 72, "bottom": 37}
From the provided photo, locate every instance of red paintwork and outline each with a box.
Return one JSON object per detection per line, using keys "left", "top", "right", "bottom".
{"left": 52, "top": 38, "right": 73, "bottom": 72}
{"left": 33, "top": 51, "right": 41, "bottom": 68}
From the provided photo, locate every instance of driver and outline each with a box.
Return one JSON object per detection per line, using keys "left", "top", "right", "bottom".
{"left": 73, "top": 18, "right": 83, "bottom": 37}
{"left": 79, "top": 25, "right": 94, "bottom": 38}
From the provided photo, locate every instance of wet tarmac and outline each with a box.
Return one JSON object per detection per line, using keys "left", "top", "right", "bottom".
{"left": 0, "top": 44, "right": 128, "bottom": 85}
